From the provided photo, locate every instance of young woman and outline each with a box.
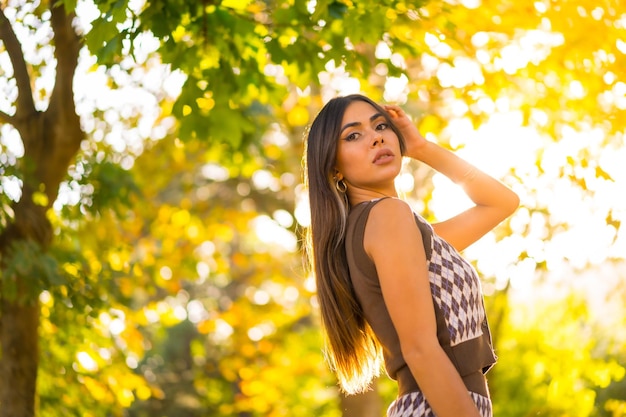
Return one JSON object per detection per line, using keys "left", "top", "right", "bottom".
{"left": 303, "top": 94, "right": 519, "bottom": 417}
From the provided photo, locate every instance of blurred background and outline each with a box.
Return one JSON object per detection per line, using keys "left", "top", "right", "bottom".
{"left": 0, "top": 0, "right": 625, "bottom": 416}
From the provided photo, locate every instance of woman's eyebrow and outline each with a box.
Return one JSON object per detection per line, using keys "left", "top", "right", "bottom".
{"left": 340, "top": 112, "right": 384, "bottom": 134}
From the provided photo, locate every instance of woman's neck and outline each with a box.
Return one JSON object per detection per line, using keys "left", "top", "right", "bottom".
{"left": 347, "top": 187, "right": 398, "bottom": 206}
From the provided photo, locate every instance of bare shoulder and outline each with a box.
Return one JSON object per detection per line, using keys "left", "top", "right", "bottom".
{"left": 364, "top": 198, "right": 422, "bottom": 255}
{"left": 368, "top": 197, "right": 413, "bottom": 219}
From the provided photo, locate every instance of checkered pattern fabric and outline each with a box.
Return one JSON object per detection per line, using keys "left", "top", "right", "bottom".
{"left": 387, "top": 390, "right": 434, "bottom": 417}
{"left": 387, "top": 390, "right": 492, "bottom": 417}
{"left": 425, "top": 221, "right": 486, "bottom": 346}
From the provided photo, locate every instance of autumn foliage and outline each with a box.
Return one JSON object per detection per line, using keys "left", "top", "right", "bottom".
{"left": 0, "top": 0, "right": 625, "bottom": 416}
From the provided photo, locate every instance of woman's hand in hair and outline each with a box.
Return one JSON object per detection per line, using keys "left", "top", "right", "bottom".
{"left": 383, "top": 104, "right": 427, "bottom": 159}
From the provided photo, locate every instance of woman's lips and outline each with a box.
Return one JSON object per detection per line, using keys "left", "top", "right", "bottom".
{"left": 373, "top": 149, "right": 395, "bottom": 164}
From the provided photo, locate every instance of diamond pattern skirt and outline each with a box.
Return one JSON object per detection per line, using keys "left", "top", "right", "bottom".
{"left": 387, "top": 391, "right": 492, "bottom": 417}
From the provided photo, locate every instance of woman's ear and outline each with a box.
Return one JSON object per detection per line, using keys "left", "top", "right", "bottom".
{"left": 333, "top": 169, "right": 343, "bottom": 181}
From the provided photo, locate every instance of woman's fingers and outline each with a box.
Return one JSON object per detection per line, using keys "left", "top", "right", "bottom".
{"left": 383, "top": 104, "right": 404, "bottom": 118}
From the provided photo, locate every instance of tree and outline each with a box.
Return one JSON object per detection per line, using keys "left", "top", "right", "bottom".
{"left": 0, "top": 0, "right": 432, "bottom": 415}
{"left": 0, "top": 2, "right": 81, "bottom": 415}
{"left": 2, "top": 0, "right": 626, "bottom": 415}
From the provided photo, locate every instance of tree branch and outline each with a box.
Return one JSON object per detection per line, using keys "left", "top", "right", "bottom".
{"left": 40, "top": 0, "right": 84, "bottom": 203}
{"left": 48, "top": 0, "right": 81, "bottom": 119}
{"left": 0, "top": 5, "right": 36, "bottom": 120}
{"left": 0, "top": 110, "right": 14, "bottom": 125}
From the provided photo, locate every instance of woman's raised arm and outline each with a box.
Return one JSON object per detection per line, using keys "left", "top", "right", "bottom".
{"left": 384, "top": 105, "right": 519, "bottom": 251}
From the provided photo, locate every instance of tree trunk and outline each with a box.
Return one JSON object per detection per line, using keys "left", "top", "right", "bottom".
{"left": 0, "top": 193, "right": 52, "bottom": 416}
{"left": 0, "top": 2, "right": 82, "bottom": 415}
{"left": 0, "top": 303, "right": 40, "bottom": 416}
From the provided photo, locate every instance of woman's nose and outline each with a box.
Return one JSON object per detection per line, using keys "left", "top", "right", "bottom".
{"left": 372, "top": 136, "right": 385, "bottom": 147}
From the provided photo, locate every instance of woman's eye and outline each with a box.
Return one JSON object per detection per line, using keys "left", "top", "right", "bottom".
{"left": 376, "top": 122, "right": 388, "bottom": 131}
{"left": 344, "top": 132, "right": 359, "bottom": 141}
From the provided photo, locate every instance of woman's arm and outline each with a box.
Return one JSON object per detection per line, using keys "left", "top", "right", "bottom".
{"left": 411, "top": 139, "right": 519, "bottom": 251}
{"left": 384, "top": 105, "right": 519, "bottom": 251}
{"left": 365, "top": 198, "right": 481, "bottom": 417}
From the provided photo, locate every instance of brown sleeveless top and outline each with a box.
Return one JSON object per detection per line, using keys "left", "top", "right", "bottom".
{"left": 345, "top": 198, "right": 497, "bottom": 398}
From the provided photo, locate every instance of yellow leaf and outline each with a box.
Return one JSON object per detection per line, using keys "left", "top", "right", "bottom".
{"left": 118, "top": 277, "right": 134, "bottom": 297}
{"left": 115, "top": 388, "right": 134, "bottom": 407}
{"left": 135, "top": 384, "right": 152, "bottom": 401}
{"left": 222, "top": 0, "right": 252, "bottom": 11}
{"left": 172, "top": 25, "right": 187, "bottom": 42}
{"left": 108, "top": 252, "right": 125, "bottom": 271}
{"left": 418, "top": 114, "right": 441, "bottom": 134}
{"left": 278, "top": 28, "right": 299, "bottom": 48}
{"left": 253, "top": 23, "right": 268, "bottom": 36}
{"left": 171, "top": 209, "right": 190, "bottom": 227}
{"left": 287, "top": 105, "right": 309, "bottom": 126}
{"left": 32, "top": 191, "right": 49, "bottom": 207}
{"left": 197, "top": 319, "right": 214, "bottom": 334}
{"left": 199, "top": 48, "right": 220, "bottom": 69}
{"left": 196, "top": 97, "right": 216, "bottom": 113}
{"left": 83, "top": 376, "right": 112, "bottom": 402}
{"left": 239, "top": 367, "right": 255, "bottom": 380}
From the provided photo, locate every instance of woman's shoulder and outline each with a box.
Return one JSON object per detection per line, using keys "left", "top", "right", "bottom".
{"left": 353, "top": 197, "right": 431, "bottom": 232}
{"left": 368, "top": 196, "right": 411, "bottom": 209}
{"left": 362, "top": 198, "right": 434, "bottom": 260}
{"left": 366, "top": 198, "right": 419, "bottom": 233}
{"left": 349, "top": 197, "right": 408, "bottom": 220}
{"left": 369, "top": 197, "right": 415, "bottom": 218}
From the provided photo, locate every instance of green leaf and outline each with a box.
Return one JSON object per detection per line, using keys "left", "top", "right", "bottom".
{"left": 329, "top": 1, "right": 349, "bottom": 19}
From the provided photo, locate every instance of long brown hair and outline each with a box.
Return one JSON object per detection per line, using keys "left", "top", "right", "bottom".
{"left": 303, "top": 94, "right": 406, "bottom": 393}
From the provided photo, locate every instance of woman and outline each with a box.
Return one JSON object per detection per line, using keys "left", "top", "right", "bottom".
{"left": 303, "top": 94, "right": 519, "bottom": 417}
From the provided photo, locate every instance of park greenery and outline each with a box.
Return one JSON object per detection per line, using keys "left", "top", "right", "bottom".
{"left": 0, "top": 0, "right": 625, "bottom": 416}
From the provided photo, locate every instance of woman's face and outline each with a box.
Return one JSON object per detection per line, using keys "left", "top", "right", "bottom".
{"left": 335, "top": 100, "right": 403, "bottom": 197}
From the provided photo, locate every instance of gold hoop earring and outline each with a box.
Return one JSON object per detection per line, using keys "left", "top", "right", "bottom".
{"left": 335, "top": 179, "right": 347, "bottom": 193}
